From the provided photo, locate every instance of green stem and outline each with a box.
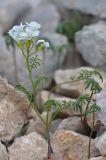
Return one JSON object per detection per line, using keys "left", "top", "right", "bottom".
{"left": 13, "top": 45, "right": 19, "bottom": 83}
{"left": 88, "top": 111, "right": 95, "bottom": 159}
{"left": 84, "top": 91, "right": 94, "bottom": 129}
{"left": 41, "top": 49, "right": 46, "bottom": 75}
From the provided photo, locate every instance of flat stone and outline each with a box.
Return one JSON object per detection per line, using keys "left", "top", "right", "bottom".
{"left": 54, "top": 67, "right": 106, "bottom": 97}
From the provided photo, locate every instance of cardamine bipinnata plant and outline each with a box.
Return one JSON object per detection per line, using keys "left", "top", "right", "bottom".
{"left": 8, "top": 21, "right": 72, "bottom": 160}
{"left": 48, "top": 69, "right": 103, "bottom": 159}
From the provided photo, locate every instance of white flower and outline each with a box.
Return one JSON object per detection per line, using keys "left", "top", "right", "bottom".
{"left": 36, "top": 39, "right": 50, "bottom": 48}
{"left": 8, "top": 21, "right": 41, "bottom": 42}
{"left": 26, "top": 21, "right": 41, "bottom": 31}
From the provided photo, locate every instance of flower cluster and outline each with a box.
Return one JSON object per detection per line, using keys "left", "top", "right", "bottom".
{"left": 36, "top": 39, "right": 49, "bottom": 48}
{"left": 8, "top": 21, "right": 41, "bottom": 42}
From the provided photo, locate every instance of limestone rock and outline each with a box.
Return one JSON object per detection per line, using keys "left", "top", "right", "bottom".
{"left": 58, "top": 117, "right": 85, "bottom": 134}
{"left": 0, "top": 142, "right": 8, "bottom": 160}
{"left": 26, "top": 119, "right": 45, "bottom": 137}
{"left": 52, "top": 130, "right": 95, "bottom": 160}
{"left": 56, "top": 0, "right": 106, "bottom": 18}
{"left": 54, "top": 67, "right": 106, "bottom": 97}
{"left": 9, "top": 132, "right": 47, "bottom": 160}
{"left": 75, "top": 22, "right": 106, "bottom": 67}
{"left": 0, "top": 77, "right": 35, "bottom": 142}
{"left": 96, "top": 90, "right": 106, "bottom": 127}
{"left": 0, "top": 0, "right": 29, "bottom": 33}
{"left": 95, "top": 131, "right": 106, "bottom": 155}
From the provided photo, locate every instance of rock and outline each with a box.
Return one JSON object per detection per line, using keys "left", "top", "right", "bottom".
{"left": 56, "top": 0, "right": 106, "bottom": 18}
{"left": 37, "top": 90, "right": 81, "bottom": 118}
{"left": 0, "top": 0, "right": 30, "bottom": 33}
{"left": 26, "top": 119, "right": 45, "bottom": 137}
{"left": 96, "top": 90, "right": 106, "bottom": 127}
{"left": 0, "top": 76, "right": 35, "bottom": 142}
{"left": 50, "top": 119, "right": 62, "bottom": 133}
{"left": 0, "top": 36, "right": 16, "bottom": 84}
{"left": 20, "top": 1, "right": 60, "bottom": 34}
{"left": 58, "top": 117, "right": 85, "bottom": 134}
{"left": 8, "top": 132, "right": 47, "bottom": 160}
{"left": 90, "top": 157, "right": 106, "bottom": 160}
{"left": 75, "top": 22, "right": 106, "bottom": 67}
{"left": 95, "top": 131, "right": 106, "bottom": 155}
{"left": 51, "top": 130, "right": 95, "bottom": 160}
{"left": 0, "top": 141, "right": 8, "bottom": 160}
{"left": 54, "top": 67, "right": 106, "bottom": 97}
{"left": 87, "top": 113, "right": 103, "bottom": 132}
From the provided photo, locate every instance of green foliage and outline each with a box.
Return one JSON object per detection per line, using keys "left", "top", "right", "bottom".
{"left": 70, "top": 69, "right": 102, "bottom": 113}
{"left": 15, "top": 84, "right": 33, "bottom": 103}
{"left": 57, "top": 11, "right": 84, "bottom": 41}
{"left": 86, "top": 103, "right": 101, "bottom": 116}
{"left": 5, "top": 33, "right": 15, "bottom": 49}
{"left": 44, "top": 99, "right": 74, "bottom": 121}
{"left": 84, "top": 79, "right": 102, "bottom": 93}
{"left": 73, "top": 95, "right": 90, "bottom": 112}
{"left": 29, "top": 55, "right": 41, "bottom": 71}
{"left": 34, "top": 75, "right": 48, "bottom": 90}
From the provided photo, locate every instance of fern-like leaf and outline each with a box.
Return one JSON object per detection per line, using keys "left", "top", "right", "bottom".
{"left": 34, "top": 75, "right": 48, "bottom": 89}
{"left": 29, "top": 55, "right": 41, "bottom": 71}
{"left": 15, "top": 84, "right": 33, "bottom": 103}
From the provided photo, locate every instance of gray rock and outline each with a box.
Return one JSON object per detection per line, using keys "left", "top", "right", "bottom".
{"left": 95, "top": 131, "right": 106, "bottom": 155}
{"left": 96, "top": 90, "right": 106, "bottom": 127}
{"left": 58, "top": 117, "right": 85, "bottom": 134}
{"left": 0, "top": 142, "right": 8, "bottom": 160}
{"left": 55, "top": 0, "right": 106, "bottom": 18}
{"left": 0, "top": 0, "right": 30, "bottom": 33}
{"left": 8, "top": 132, "right": 47, "bottom": 160}
{"left": 75, "top": 22, "right": 106, "bottom": 67}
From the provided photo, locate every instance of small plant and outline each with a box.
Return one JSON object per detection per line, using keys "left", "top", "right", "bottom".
{"left": 8, "top": 21, "right": 72, "bottom": 160}
{"left": 70, "top": 69, "right": 103, "bottom": 158}
{"left": 57, "top": 11, "right": 84, "bottom": 41}
{"left": 49, "top": 69, "right": 103, "bottom": 159}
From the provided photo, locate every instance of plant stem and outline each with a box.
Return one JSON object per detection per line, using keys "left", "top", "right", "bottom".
{"left": 46, "top": 107, "right": 53, "bottom": 159}
{"left": 42, "top": 49, "right": 46, "bottom": 75}
{"left": 13, "top": 45, "right": 19, "bottom": 83}
{"left": 88, "top": 111, "right": 95, "bottom": 159}
{"left": 25, "top": 46, "right": 45, "bottom": 125}
{"left": 83, "top": 91, "right": 93, "bottom": 129}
